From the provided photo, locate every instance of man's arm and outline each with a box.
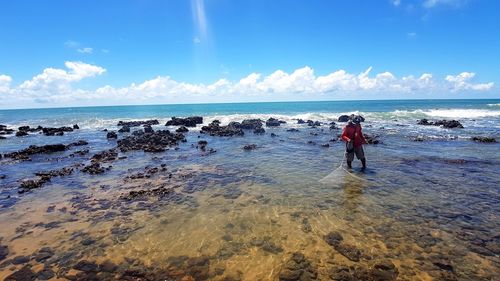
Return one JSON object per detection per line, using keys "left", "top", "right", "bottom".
{"left": 341, "top": 127, "right": 351, "bottom": 142}
{"left": 359, "top": 126, "right": 368, "bottom": 144}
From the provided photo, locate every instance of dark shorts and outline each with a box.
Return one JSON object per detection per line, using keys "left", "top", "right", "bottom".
{"left": 346, "top": 146, "right": 365, "bottom": 161}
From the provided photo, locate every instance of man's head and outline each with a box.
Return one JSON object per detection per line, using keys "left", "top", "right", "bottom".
{"left": 352, "top": 115, "right": 362, "bottom": 124}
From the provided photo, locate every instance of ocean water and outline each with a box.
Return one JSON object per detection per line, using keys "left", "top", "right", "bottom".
{"left": 0, "top": 99, "right": 499, "bottom": 280}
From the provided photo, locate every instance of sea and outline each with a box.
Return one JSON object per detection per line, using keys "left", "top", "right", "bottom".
{"left": 0, "top": 99, "right": 499, "bottom": 280}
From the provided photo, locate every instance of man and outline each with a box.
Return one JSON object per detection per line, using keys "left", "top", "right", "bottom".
{"left": 341, "top": 115, "right": 367, "bottom": 169}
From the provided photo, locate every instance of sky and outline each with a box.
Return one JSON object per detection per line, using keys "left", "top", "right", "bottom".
{"left": 0, "top": 0, "right": 499, "bottom": 109}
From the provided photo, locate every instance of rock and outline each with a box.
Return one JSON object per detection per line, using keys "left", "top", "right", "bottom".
{"left": 253, "top": 127, "right": 265, "bottom": 134}
{"left": 266, "top": 118, "right": 283, "bottom": 127}
{"left": 243, "top": 144, "right": 257, "bottom": 150}
{"left": 287, "top": 128, "right": 299, "bottom": 132}
{"left": 118, "top": 125, "right": 130, "bottom": 133}
{"left": 144, "top": 125, "right": 154, "bottom": 133}
{"left": 371, "top": 260, "right": 399, "bottom": 281}
{"left": 176, "top": 126, "right": 189, "bottom": 133}
{"left": 297, "top": 119, "right": 306, "bottom": 124}
{"left": 42, "top": 126, "right": 74, "bottom": 136}
{"left": 324, "top": 231, "right": 343, "bottom": 246}
{"left": 19, "top": 176, "right": 51, "bottom": 190}
{"left": 73, "top": 124, "right": 80, "bottom": 129}
{"left": 307, "top": 120, "right": 321, "bottom": 127}
{"left": 117, "top": 130, "right": 185, "bottom": 152}
{"left": 417, "top": 119, "right": 463, "bottom": 128}
{"left": 321, "top": 143, "right": 330, "bottom": 148}
{"left": 15, "top": 131, "right": 28, "bottom": 137}
{"left": 0, "top": 244, "right": 8, "bottom": 261}
{"left": 271, "top": 133, "right": 278, "bottom": 137}
{"left": 91, "top": 149, "right": 118, "bottom": 163}
{"left": 364, "top": 133, "right": 381, "bottom": 144}
{"left": 106, "top": 131, "right": 118, "bottom": 139}
{"left": 12, "top": 255, "right": 30, "bottom": 265}
{"left": 201, "top": 121, "right": 244, "bottom": 137}
{"left": 471, "top": 136, "right": 496, "bottom": 143}
{"left": 117, "top": 119, "right": 159, "bottom": 127}
{"left": 240, "top": 119, "right": 264, "bottom": 130}
{"left": 81, "top": 163, "right": 106, "bottom": 174}
{"left": 5, "top": 266, "right": 36, "bottom": 281}
{"left": 36, "top": 268, "right": 55, "bottom": 280}
{"left": 166, "top": 116, "right": 203, "bottom": 127}
{"left": 73, "top": 260, "right": 99, "bottom": 272}
{"left": 33, "top": 247, "right": 54, "bottom": 262}
{"left": 338, "top": 115, "right": 350, "bottom": 122}
{"left": 5, "top": 144, "right": 67, "bottom": 161}
{"left": 278, "top": 252, "right": 317, "bottom": 281}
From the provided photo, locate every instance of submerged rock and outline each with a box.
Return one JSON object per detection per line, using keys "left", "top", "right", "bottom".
{"left": 471, "top": 136, "right": 496, "bottom": 143}
{"left": 81, "top": 163, "right": 107, "bottom": 174}
{"left": 324, "top": 231, "right": 362, "bottom": 262}
{"left": 0, "top": 244, "right": 8, "bottom": 261}
{"left": 4, "top": 266, "right": 36, "bottom": 281}
{"left": 176, "top": 126, "right": 189, "bottom": 133}
{"left": 417, "top": 119, "right": 463, "bottom": 128}
{"left": 106, "top": 131, "right": 118, "bottom": 139}
{"left": 364, "top": 133, "right": 381, "bottom": 144}
{"left": 279, "top": 252, "right": 317, "bottom": 281}
{"left": 5, "top": 143, "right": 68, "bottom": 161}
{"left": 117, "top": 119, "right": 159, "bottom": 127}
{"left": 166, "top": 116, "right": 203, "bottom": 127}
{"left": 243, "top": 144, "right": 257, "bottom": 150}
{"left": 15, "top": 131, "right": 28, "bottom": 137}
{"left": 42, "top": 126, "right": 74, "bottom": 136}
{"left": 91, "top": 149, "right": 118, "bottom": 163}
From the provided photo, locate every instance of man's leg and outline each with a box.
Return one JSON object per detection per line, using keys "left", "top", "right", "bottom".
{"left": 346, "top": 151, "right": 354, "bottom": 168}
{"left": 361, "top": 158, "right": 367, "bottom": 170}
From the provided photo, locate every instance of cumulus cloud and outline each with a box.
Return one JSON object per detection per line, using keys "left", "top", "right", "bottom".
{"left": 0, "top": 74, "right": 12, "bottom": 93}
{"left": 0, "top": 63, "right": 494, "bottom": 108}
{"left": 445, "top": 72, "right": 494, "bottom": 91}
{"left": 77, "top": 47, "right": 93, "bottom": 54}
{"left": 65, "top": 40, "right": 94, "bottom": 54}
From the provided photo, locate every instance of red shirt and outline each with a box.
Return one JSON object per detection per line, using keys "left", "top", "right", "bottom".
{"left": 341, "top": 124, "right": 367, "bottom": 148}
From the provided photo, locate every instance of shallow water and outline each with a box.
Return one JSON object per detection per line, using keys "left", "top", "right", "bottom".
{"left": 0, "top": 100, "right": 499, "bottom": 280}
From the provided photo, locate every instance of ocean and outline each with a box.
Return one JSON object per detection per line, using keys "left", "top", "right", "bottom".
{"left": 0, "top": 99, "right": 499, "bottom": 280}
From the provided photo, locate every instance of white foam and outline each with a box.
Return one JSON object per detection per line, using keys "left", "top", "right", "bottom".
{"left": 422, "top": 109, "right": 500, "bottom": 118}
{"left": 487, "top": 103, "right": 500, "bottom": 107}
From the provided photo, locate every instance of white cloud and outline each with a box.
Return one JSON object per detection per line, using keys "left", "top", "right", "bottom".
{"left": 423, "top": 0, "right": 468, "bottom": 8}
{"left": 77, "top": 47, "right": 93, "bottom": 54}
{"left": 65, "top": 40, "right": 94, "bottom": 54}
{"left": 0, "top": 63, "right": 494, "bottom": 108}
{"left": 392, "top": 0, "right": 401, "bottom": 6}
{"left": 0, "top": 74, "right": 12, "bottom": 93}
{"left": 445, "top": 72, "right": 494, "bottom": 91}
{"left": 193, "top": 37, "right": 201, "bottom": 44}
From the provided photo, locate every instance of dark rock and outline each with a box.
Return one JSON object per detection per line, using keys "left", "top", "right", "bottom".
{"left": 117, "top": 119, "right": 159, "bottom": 127}
{"left": 15, "top": 131, "right": 28, "bottom": 137}
{"left": 253, "top": 127, "right": 266, "bottom": 134}
{"left": 271, "top": 133, "right": 278, "bottom": 137}
{"left": 33, "top": 247, "right": 54, "bottom": 262}
{"left": 166, "top": 116, "right": 203, "bottom": 127}
{"left": 307, "top": 120, "right": 321, "bottom": 127}
{"left": 106, "top": 131, "right": 117, "bottom": 139}
{"left": 81, "top": 163, "right": 106, "bottom": 174}
{"left": 297, "top": 119, "right": 306, "bottom": 124}
{"left": 18, "top": 126, "right": 30, "bottom": 131}
{"left": 266, "top": 117, "right": 282, "bottom": 127}
{"left": 364, "top": 133, "right": 381, "bottom": 144}
{"left": 118, "top": 126, "right": 130, "bottom": 133}
{"left": 201, "top": 121, "right": 244, "bottom": 137}
{"left": 35, "top": 167, "right": 74, "bottom": 178}
{"left": 42, "top": 126, "right": 74, "bottom": 136}
{"left": 243, "top": 144, "right": 257, "bottom": 151}
{"left": 91, "top": 149, "right": 118, "bottom": 163}
{"left": 371, "top": 260, "right": 399, "bottom": 281}
{"left": 417, "top": 119, "right": 463, "bottom": 128}
{"left": 143, "top": 125, "right": 154, "bottom": 133}
{"left": 321, "top": 143, "right": 330, "bottom": 148}
{"left": 117, "top": 130, "right": 185, "bottom": 152}
{"left": 19, "top": 175, "right": 51, "bottom": 190}
{"left": 279, "top": 252, "right": 317, "bottom": 281}
{"left": 241, "top": 119, "right": 264, "bottom": 130}
{"left": 5, "top": 266, "right": 36, "bottom": 281}
{"left": 324, "top": 231, "right": 343, "bottom": 246}
{"left": 99, "top": 260, "right": 118, "bottom": 273}
{"left": 335, "top": 243, "right": 362, "bottom": 262}
{"left": 338, "top": 115, "right": 350, "bottom": 122}
{"left": 471, "top": 136, "right": 496, "bottom": 143}
{"left": 176, "top": 126, "right": 189, "bottom": 133}
{"left": 287, "top": 128, "right": 299, "bottom": 132}
{"left": 0, "top": 245, "right": 9, "bottom": 261}
{"left": 5, "top": 143, "right": 67, "bottom": 161}
{"left": 73, "top": 260, "right": 99, "bottom": 272}
{"left": 73, "top": 124, "right": 79, "bottom": 129}
{"left": 12, "top": 255, "right": 30, "bottom": 265}
{"left": 36, "top": 268, "right": 55, "bottom": 280}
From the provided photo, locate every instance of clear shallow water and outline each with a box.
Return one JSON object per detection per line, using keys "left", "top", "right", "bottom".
{"left": 0, "top": 99, "right": 499, "bottom": 280}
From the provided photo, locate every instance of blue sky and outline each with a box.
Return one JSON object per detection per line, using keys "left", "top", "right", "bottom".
{"left": 0, "top": 0, "right": 499, "bottom": 108}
